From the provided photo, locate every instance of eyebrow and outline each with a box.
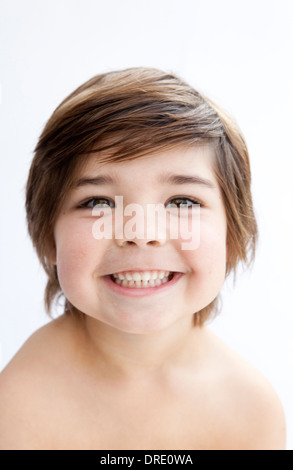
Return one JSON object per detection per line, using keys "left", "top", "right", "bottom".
{"left": 73, "top": 175, "right": 115, "bottom": 188}
{"left": 159, "top": 172, "right": 216, "bottom": 189}
{"left": 73, "top": 173, "right": 216, "bottom": 189}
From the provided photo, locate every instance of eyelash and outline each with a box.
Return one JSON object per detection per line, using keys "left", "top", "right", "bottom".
{"left": 78, "top": 197, "right": 115, "bottom": 209}
{"left": 166, "top": 197, "right": 202, "bottom": 208}
{"left": 78, "top": 196, "right": 202, "bottom": 209}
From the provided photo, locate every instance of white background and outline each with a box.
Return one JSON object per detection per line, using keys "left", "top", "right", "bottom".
{"left": 0, "top": 0, "right": 292, "bottom": 449}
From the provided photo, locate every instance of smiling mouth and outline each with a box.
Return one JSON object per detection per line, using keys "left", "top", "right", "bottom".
{"left": 110, "top": 270, "right": 174, "bottom": 288}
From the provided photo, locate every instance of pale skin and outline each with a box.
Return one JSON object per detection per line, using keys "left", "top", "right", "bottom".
{"left": 0, "top": 146, "right": 286, "bottom": 450}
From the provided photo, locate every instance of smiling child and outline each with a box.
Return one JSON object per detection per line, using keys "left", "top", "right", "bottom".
{"left": 0, "top": 67, "right": 286, "bottom": 450}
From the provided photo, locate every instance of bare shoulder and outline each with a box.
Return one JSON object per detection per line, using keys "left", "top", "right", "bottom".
{"left": 0, "top": 314, "right": 78, "bottom": 450}
{"left": 199, "top": 327, "right": 287, "bottom": 450}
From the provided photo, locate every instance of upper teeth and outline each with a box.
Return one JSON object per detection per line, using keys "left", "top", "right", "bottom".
{"left": 112, "top": 270, "right": 170, "bottom": 281}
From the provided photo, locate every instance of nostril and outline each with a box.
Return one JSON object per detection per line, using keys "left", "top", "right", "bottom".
{"left": 118, "top": 240, "right": 138, "bottom": 247}
{"left": 116, "top": 238, "right": 166, "bottom": 248}
{"left": 147, "top": 240, "right": 161, "bottom": 246}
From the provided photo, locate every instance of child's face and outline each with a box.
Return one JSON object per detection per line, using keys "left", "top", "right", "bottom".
{"left": 53, "top": 145, "right": 227, "bottom": 333}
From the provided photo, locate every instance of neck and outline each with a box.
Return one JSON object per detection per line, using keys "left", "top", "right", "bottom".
{"left": 79, "top": 314, "right": 201, "bottom": 380}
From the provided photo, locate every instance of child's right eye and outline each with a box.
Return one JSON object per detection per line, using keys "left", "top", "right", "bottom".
{"left": 78, "top": 197, "right": 115, "bottom": 209}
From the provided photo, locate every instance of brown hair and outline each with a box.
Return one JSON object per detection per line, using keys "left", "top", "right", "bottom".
{"left": 26, "top": 67, "right": 258, "bottom": 324}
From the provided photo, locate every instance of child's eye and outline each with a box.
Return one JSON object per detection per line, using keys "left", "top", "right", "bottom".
{"left": 166, "top": 197, "right": 201, "bottom": 208}
{"left": 79, "top": 197, "right": 115, "bottom": 209}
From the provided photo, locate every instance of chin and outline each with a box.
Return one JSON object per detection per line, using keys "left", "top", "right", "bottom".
{"left": 92, "top": 310, "right": 181, "bottom": 336}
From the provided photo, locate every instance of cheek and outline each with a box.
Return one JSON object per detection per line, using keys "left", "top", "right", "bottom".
{"left": 180, "top": 219, "right": 227, "bottom": 303}
{"left": 54, "top": 219, "right": 99, "bottom": 294}
{"left": 199, "top": 222, "right": 227, "bottom": 273}
{"left": 180, "top": 215, "right": 226, "bottom": 268}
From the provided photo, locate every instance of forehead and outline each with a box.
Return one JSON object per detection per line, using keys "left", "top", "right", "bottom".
{"left": 73, "top": 144, "right": 218, "bottom": 187}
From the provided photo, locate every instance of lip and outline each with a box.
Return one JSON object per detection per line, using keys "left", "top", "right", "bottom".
{"left": 104, "top": 267, "right": 184, "bottom": 275}
{"left": 102, "top": 272, "right": 183, "bottom": 297}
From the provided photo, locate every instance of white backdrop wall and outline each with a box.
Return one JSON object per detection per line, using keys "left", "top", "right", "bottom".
{"left": 0, "top": 0, "right": 292, "bottom": 449}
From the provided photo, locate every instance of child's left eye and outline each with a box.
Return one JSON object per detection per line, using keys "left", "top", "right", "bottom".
{"left": 166, "top": 197, "right": 201, "bottom": 208}
{"left": 79, "top": 197, "right": 115, "bottom": 209}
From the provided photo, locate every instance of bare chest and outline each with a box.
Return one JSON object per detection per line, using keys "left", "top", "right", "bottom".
{"left": 46, "top": 386, "right": 218, "bottom": 450}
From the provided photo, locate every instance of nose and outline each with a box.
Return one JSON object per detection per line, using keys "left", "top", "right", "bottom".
{"left": 114, "top": 204, "right": 167, "bottom": 248}
{"left": 116, "top": 238, "right": 165, "bottom": 248}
